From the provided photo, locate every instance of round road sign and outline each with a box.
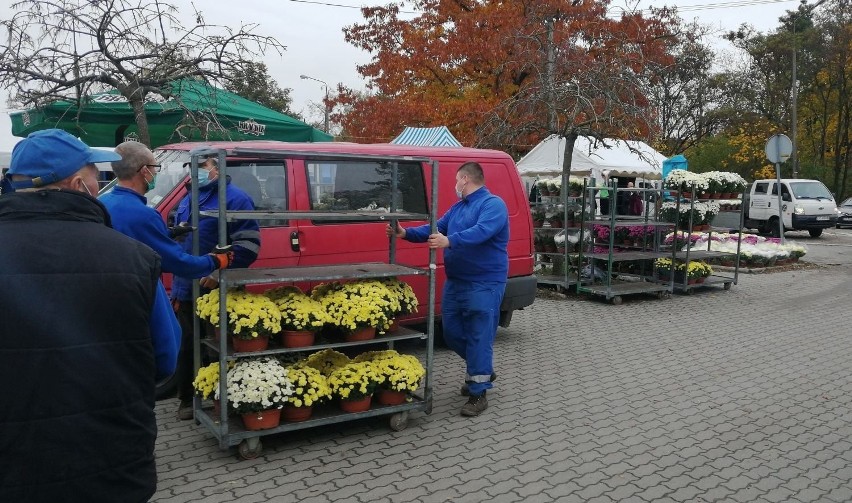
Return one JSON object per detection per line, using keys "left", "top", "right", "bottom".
{"left": 765, "top": 134, "right": 792, "bottom": 164}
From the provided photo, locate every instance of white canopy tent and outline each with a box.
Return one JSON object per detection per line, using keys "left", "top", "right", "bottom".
{"left": 516, "top": 134, "right": 666, "bottom": 181}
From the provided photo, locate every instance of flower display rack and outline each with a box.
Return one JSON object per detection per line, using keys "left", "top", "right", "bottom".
{"left": 576, "top": 180, "right": 675, "bottom": 305}
{"left": 531, "top": 174, "right": 587, "bottom": 292}
{"left": 186, "top": 148, "right": 438, "bottom": 459}
{"left": 663, "top": 185, "right": 746, "bottom": 294}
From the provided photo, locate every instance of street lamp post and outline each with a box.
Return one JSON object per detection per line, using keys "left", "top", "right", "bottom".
{"left": 299, "top": 74, "right": 329, "bottom": 133}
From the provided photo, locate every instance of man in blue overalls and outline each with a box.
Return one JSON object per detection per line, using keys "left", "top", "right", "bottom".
{"left": 388, "top": 161, "right": 508, "bottom": 416}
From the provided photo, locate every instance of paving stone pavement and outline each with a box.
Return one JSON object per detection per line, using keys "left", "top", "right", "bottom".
{"left": 151, "top": 264, "right": 852, "bottom": 502}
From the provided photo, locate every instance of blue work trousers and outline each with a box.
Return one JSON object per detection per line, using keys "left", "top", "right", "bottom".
{"left": 441, "top": 278, "right": 505, "bottom": 396}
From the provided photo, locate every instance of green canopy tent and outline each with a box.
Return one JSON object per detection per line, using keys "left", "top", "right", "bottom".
{"left": 9, "top": 79, "right": 332, "bottom": 147}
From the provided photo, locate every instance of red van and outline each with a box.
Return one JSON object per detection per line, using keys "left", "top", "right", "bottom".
{"left": 143, "top": 141, "right": 536, "bottom": 327}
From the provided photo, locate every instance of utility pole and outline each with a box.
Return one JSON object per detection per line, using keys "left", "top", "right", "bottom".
{"left": 545, "top": 17, "right": 556, "bottom": 133}
{"left": 791, "top": 0, "right": 828, "bottom": 179}
{"left": 299, "top": 74, "right": 329, "bottom": 133}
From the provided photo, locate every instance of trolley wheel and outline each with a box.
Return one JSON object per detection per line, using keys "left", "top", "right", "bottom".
{"left": 657, "top": 291, "right": 671, "bottom": 300}
{"left": 723, "top": 282, "right": 732, "bottom": 290}
{"left": 610, "top": 296, "right": 623, "bottom": 305}
{"left": 683, "top": 287, "right": 694, "bottom": 295}
{"left": 389, "top": 412, "right": 409, "bottom": 431}
{"left": 238, "top": 438, "right": 263, "bottom": 460}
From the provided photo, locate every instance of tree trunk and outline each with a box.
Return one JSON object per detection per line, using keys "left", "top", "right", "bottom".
{"left": 128, "top": 94, "right": 152, "bottom": 147}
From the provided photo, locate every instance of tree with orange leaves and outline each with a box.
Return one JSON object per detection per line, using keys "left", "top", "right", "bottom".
{"left": 336, "top": 0, "right": 680, "bottom": 166}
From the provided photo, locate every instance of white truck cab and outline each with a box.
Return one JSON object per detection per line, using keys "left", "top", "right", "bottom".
{"left": 743, "top": 179, "right": 838, "bottom": 237}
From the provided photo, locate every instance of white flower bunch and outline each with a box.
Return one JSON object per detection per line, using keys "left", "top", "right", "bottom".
{"left": 227, "top": 357, "right": 294, "bottom": 414}
{"left": 664, "top": 169, "right": 703, "bottom": 191}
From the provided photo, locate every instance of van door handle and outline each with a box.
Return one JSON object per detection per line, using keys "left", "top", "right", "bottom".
{"left": 290, "top": 231, "right": 300, "bottom": 252}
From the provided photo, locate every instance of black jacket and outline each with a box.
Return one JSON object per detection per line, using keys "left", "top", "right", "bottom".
{"left": 0, "top": 190, "right": 160, "bottom": 503}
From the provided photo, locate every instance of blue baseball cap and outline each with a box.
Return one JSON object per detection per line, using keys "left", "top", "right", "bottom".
{"left": 6, "top": 129, "right": 121, "bottom": 190}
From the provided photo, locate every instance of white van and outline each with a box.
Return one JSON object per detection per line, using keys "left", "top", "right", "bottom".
{"left": 743, "top": 179, "right": 838, "bottom": 237}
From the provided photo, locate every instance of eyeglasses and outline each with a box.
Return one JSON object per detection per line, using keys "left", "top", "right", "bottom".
{"left": 138, "top": 164, "right": 162, "bottom": 173}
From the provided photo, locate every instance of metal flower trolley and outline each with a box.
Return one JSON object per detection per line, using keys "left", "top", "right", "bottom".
{"left": 186, "top": 148, "right": 438, "bottom": 459}
{"left": 665, "top": 188, "right": 745, "bottom": 294}
{"left": 576, "top": 182, "right": 674, "bottom": 305}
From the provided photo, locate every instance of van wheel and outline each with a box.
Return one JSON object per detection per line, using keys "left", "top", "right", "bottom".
{"left": 808, "top": 228, "right": 823, "bottom": 238}
{"left": 155, "top": 366, "right": 181, "bottom": 400}
{"left": 767, "top": 217, "right": 782, "bottom": 238}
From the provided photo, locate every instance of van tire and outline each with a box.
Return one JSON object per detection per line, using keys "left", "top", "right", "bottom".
{"left": 156, "top": 369, "right": 180, "bottom": 400}
{"left": 767, "top": 217, "right": 781, "bottom": 238}
{"left": 809, "top": 228, "right": 823, "bottom": 238}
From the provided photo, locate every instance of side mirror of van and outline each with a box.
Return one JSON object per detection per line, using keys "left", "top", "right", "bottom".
{"left": 782, "top": 193, "right": 791, "bottom": 202}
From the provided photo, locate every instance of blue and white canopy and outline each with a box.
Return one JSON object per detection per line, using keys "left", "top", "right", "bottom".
{"left": 390, "top": 126, "right": 462, "bottom": 147}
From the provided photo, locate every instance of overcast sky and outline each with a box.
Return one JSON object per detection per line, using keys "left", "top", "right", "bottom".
{"left": 0, "top": 0, "right": 806, "bottom": 152}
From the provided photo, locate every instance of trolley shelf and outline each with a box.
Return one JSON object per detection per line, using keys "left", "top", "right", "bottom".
{"left": 199, "top": 394, "right": 430, "bottom": 447}
{"left": 671, "top": 250, "right": 739, "bottom": 260}
{"left": 536, "top": 274, "right": 579, "bottom": 287}
{"left": 583, "top": 217, "right": 674, "bottom": 226}
{"left": 218, "top": 263, "right": 427, "bottom": 286}
{"left": 582, "top": 251, "right": 671, "bottom": 262}
{"left": 203, "top": 327, "right": 427, "bottom": 358}
{"left": 581, "top": 280, "right": 670, "bottom": 296}
{"left": 200, "top": 209, "right": 428, "bottom": 222}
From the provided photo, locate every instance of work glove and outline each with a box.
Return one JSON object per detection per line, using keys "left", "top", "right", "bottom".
{"left": 169, "top": 222, "right": 195, "bottom": 242}
{"left": 208, "top": 245, "right": 234, "bottom": 270}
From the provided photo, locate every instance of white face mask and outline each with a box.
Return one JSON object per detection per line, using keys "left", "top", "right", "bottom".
{"left": 81, "top": 179, "right": 94, "bottom": 197}
{"left": 455, "top": 178, "right": 467, "bottom": 199}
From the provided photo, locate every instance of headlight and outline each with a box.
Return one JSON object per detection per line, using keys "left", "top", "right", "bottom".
{"left": 794, "top": 205, "right": 805, "bottom": 215}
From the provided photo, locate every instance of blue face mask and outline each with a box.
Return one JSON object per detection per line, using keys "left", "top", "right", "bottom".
{"left": 197, "top": 168, "right": 211, "bottom": 187}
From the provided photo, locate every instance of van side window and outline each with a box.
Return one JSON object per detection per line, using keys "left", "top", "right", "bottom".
{"left": 754, "top": 182, "right": 768, "bottom": 194}
{"left": 306, "top": 161, "right": 428, "bottom": 217}
{"left": 227, "top": 162, "right": 288, "bottom": 227}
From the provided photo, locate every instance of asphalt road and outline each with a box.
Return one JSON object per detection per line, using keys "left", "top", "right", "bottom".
{"left": 789, "top": 226, "right": 852, "bottom": 266}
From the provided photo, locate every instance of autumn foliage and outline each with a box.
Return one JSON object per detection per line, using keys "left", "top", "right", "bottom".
{"left": 335, "top": 0, "right": 679, "bottom": 150}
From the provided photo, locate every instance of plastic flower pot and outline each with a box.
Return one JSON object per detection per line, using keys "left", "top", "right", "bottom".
{"left": 241, "top": 409, "right": 281, "bottom": 430}
{"left": 281, "top": 404, "right": 313, "bottom": 422}
{"left": 344, "top": 326, "right": 377, "bottom": 342}
{"left": 377, "top": 389, "right": 407, "bottom": 406}
{"left": 339, "top": 395, "right": 372, "bottom": 413}
{"left": 232, "top": 336, "right": 269, "bottom": 353}
{"left": 280, "top": 330, "right": 315, "bottom": 348}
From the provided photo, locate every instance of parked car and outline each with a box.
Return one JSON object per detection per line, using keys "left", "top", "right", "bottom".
{"left": 837, "top": 197, "right": 852, "bottom": 229}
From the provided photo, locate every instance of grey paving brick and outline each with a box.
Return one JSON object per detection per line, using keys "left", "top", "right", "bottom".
{"left": 146, "top": 265, "right": 852, "bottom": 502}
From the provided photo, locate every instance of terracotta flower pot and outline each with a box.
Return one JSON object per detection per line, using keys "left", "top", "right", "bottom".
{"left": 339, "top": 395, "right": 372, "bottom": 413}
{"left": 281, "top": 404, "right": 313, "bottom": 422}
{"left": 241, "top": 408, "right": 281, "bottom": 431}
{"left": 280, "top": 330, "right": 315, "bottom": 348}
{"left": 345, "top": 326, "right": 377, "bottom": 342}
{"left": 387, "top": 319, "right": 400, "bottom": 332}
{"left": 232, "top": 336, "right": 269, "bottom": 353}
{"left": 377, "top": 389, "right": 407, "bottom": 406}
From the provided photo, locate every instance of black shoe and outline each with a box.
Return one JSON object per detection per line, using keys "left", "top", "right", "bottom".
{"left": 460, "top": 391, "right": 488, "bottom": 417}
{"left": 460, "top": 372, "right": 497, "bottom": 396}
{"left": 177, "top": 400, "right": 193, "bottom": 421}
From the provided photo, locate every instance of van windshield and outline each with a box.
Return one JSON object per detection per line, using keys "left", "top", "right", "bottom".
{"left": 790, "top": 181, "right": 833, "bottom": 200}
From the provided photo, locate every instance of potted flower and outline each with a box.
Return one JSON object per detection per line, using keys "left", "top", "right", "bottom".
{"left": 227, "top": 357, "right": 294, "bottom": 430}
{"left": 281, "top": 365, "right": 331, "bottom": 422}
{"left": 197, "top": 289, "right": 283, "bottom": 352}
{"left": 328, "top": 361, "right": 381, "bottom": 412}
{"left": 568, "top": 178, "right": 584, "bottom": 198}
{"left": 354, "top": 350, "right": 426, "bottom": 405}
{"left": 267, "top": 287, "right": 329, "bottom": 348}
{"left": 537, "top": 179, "right": 551, "bottom": 196}
{"left": 549, "top": 210, "right": 563, "bottom": 229}
{"left": 380, "top": 278, "right": 419, "bottom": 332}
{"left": 532, "top": 208, "right": 546, "bottom": 227}
{"left": 193, "top": 361, "right": 224, "bottom": 416}
{"left": 551, "top": 178, "right": 563, "bottom": 197}
{"left": 312, "top": 280, "right": 396, "bottom": 341}
{"left": 300, "top": 348, "right": 351, "bottom": 376}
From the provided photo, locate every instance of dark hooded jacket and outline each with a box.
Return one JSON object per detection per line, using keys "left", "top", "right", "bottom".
{"left": 0, "top": 190, "right": 160, "bottom": 503}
